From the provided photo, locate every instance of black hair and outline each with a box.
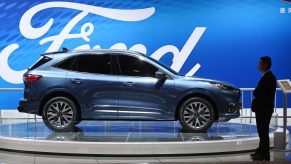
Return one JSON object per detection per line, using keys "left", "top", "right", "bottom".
{"left": 260, "top": 56, "right": 272, "bottom": 70}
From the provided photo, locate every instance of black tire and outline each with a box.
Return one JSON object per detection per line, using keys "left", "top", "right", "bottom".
{"left": 178, "top": 97, "right": 215, "bottom": 133}
{"left": 42, "top": 96, "right": 79, "bottom": 132}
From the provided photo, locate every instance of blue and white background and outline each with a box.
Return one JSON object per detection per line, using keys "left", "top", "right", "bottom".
{"left": 0, "top": 0, "right": 290, "bottom": 109}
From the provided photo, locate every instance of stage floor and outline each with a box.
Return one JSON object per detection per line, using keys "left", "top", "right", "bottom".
{"left": 0, "top": 119, "right": 285, "bottom": 155}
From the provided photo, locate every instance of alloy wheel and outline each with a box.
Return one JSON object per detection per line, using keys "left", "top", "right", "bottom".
{"left": 183, "top": 101, "right": 211, "bottom": 129}
{"left": 46, "top": 101, "right": 74, "bottom": 128}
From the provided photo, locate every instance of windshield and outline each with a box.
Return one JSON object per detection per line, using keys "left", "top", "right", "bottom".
{"left": 137, "top": 53, "right": 180, "bottom": 76}
{"left": 150, "top": 57, "right": 180, "bottom": 75}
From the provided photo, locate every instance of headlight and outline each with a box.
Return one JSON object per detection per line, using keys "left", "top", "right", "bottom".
{"left": 211, "top": 83, "right": 229, "bottom": 90}
{"left": 210, "top": 82, "right": 238, "bottom": 92}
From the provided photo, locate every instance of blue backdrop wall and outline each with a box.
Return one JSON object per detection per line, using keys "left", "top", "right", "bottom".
{"left": 0, "top": 0, "right": 290, "bottom": 109}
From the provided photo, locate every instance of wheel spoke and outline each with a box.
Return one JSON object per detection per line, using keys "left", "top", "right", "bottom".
{"left": 51, "top": 104, "right": 59, "bottom": 112}
{"left": 60, "top": 117, "right": 66, "bottom": 126}
{"left": 195, "top": 118, "right": 201, "bottom": 127}
{"left": 198, "top": 105, "right": 206, "bottom": 113}
{"left": 62, "top": 106, "right": 72, "bottom": 113}
{"left": 200, "top": 113, "right": 210, "bottom": 117}
{"left": 50, "top": 116, "right": 57, "bottom": 126}
{"left": 200, "top": 115, "right": 209, "bottom": 122}
{"left": 47, "top": 113, "right": 57, "bottom": 120}
{"left": 190, "top": 103, "right": 194, "bottom": 110}
{"left": 186, "top": 106, "right": 194, "bottom": 113}
{"left": 184, "top": 115, "right": 194, "bottom": 119}
{"left": 185, "top": 115, "right": 194, "bottom": 124}
{"left": 196, "top": 102, "right": 201, "bottom": 110}
{"left": 62, "top": 116, "right": 70, "bottom": 124}
{"left": 201, "top": 120, "right": 207, "bottom": 126}
{"left": 63, "top": 114, "right": 73, "bottom": 118}
{"left": 57, "top": 117, "right": 62, "bottom": 127}
{"left": 58, "top": 101, "right": 64, "bottom": 110}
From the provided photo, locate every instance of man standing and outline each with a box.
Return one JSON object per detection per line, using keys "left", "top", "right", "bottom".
{"left": 251, "top": 56, "right": 277, "bottom": 161}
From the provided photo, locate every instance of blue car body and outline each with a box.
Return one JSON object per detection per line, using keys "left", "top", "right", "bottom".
{"left": 18, "top": 49, "right": 241, "bottom": 132}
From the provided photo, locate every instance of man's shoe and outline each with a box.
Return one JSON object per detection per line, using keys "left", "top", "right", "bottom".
{"left": 264, "top": 156, "right": 270, "bottom": 161}
{"left": 250, "top": 150, "right": 262, "bottom": 158}
{"left": 250, "top": 153, "right": 256, "bottom": 158}
{"left": 251, "top": 154, "right": 270, "bottom": 161}
{"left": 250, "top": 152, "right": 259, "bottom": 158}
{"left": 250, "top": 148, "right": 261, "bottom": 157}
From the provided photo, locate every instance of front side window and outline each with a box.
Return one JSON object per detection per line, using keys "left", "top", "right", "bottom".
{"left": 118, "top": 55, "right": 158, "bottom": 77}
{"left": 74, "top": 55, "right": 111, "bottom": 75}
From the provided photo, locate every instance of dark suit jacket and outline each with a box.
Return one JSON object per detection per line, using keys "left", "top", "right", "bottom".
{"left": 251, "top": 71, "right": 277, "bottom": 113}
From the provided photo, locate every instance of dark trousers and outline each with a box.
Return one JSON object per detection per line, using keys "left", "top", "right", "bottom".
{"left": 255, "top": 110, "right": 273, "bottom": 157}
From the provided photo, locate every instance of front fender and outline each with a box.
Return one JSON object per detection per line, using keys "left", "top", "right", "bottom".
{"left": 175, "top": 88, "right": 218, "bottom": 109}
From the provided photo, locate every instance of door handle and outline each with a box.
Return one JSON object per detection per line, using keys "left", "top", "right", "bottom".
{"left": 123, "top": 82, "right": 134, "bottom": 87}
{"left": 71, "top": 79, "right": 82, "bottom": 84}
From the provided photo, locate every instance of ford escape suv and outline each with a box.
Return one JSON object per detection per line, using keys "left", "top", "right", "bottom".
{"left": 18, "top": 49, "right": 241, "bottom": 132}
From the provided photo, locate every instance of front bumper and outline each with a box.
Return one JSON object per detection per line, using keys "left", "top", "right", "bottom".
{"left": 227, "top": 102, "right": 242, "bottom": 113}
{"left": 218, "top": 102, "right": 241, "bottom": 122}
{"left": 215, "top": 89, "right": 241, "bottom": 121}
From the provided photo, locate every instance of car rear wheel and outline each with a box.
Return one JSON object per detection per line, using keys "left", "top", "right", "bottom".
{"left": 178, "top": 97, "right": 215, "bottom": 133}
{"left": 42, "top": 97, "right": 78, "bottom": 132}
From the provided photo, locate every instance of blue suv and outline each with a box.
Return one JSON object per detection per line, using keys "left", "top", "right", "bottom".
{"left": 18, "top": 49, "right": 241, "bottom": 132}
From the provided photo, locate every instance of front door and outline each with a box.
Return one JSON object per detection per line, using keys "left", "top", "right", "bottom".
{"left": 115, "top": 54, "right": 175, "bottom": 120}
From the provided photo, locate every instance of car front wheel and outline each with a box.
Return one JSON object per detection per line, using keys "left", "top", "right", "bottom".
{"left": 42, "top": 97, "right": 78, "bottom": 132}
{"left": 178, "top": 97, "right": 215, "bottom": 133}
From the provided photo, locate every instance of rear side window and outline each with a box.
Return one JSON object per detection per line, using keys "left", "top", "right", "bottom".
{"left": 74, "top": 55, "right": 111, "bottom": 75}
{"left": 29, "top": 56, "right": 52, "bottom": 70}
{"left": 55, "top": 56, "right": 78, "bottom": 70}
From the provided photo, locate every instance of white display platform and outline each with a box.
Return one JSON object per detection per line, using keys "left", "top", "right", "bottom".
{"left": 0, "top": 119, "right": 287, "bottom": 156}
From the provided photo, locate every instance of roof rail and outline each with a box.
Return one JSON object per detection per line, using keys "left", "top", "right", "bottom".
{"left": 41, "top": 47, "right": 69, "bottom": 56}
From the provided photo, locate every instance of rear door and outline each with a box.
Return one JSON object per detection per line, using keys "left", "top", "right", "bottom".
{"left": 65, "top": 54, "right": 118, "bottom": 119}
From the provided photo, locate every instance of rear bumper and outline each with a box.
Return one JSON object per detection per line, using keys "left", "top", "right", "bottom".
{"left": 17, "top": 99, "right": 27, "bottom": 112}
{"left": 17, "top": 99, "right": 39, "bottom": 115}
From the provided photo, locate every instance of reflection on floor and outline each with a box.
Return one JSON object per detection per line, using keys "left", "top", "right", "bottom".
{"left": 0, "top": 119, "right": 276, "bottom": 142}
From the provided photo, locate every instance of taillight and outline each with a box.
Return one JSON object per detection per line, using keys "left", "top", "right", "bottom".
{"left": 24, "top": 74, "right": 42, "bottom": 83}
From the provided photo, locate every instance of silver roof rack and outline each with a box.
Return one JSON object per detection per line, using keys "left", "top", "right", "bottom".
{"left": 41, "top": 47, "right": 69, "bottom": 56}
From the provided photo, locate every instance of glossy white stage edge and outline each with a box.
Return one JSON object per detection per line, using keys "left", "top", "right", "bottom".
{"left": 0, "top": 119, "right": 288, "bottom": 155}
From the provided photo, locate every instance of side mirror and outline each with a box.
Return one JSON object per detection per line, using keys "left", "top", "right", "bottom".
{"left": 155, "top": 71, "right": 167, "bottom": 80}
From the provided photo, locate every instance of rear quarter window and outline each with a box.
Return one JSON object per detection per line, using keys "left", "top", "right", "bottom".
{"left": 29, "top": 56, "right": 52, "bottom": 70}
{"left": 55, "top": 56, "right": 78, "bottom": 70}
